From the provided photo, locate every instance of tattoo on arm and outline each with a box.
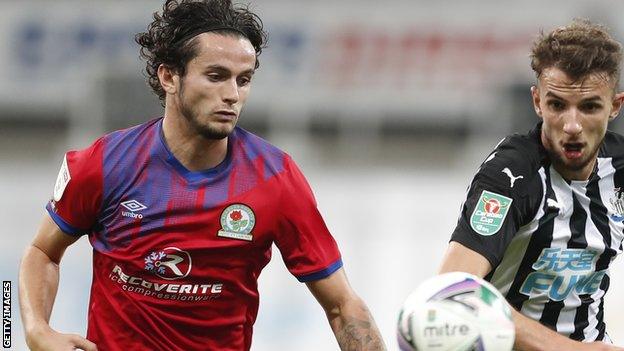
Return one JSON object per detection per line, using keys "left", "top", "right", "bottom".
{"left": 334, "top": 316, "right": 386, "bottom": 351}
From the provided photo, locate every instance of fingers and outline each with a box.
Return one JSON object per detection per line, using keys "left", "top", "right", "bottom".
{"left": 69, "top": 334, "right": 98, "bottom": 351}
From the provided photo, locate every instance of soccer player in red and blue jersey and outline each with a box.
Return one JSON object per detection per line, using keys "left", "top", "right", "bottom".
{"left": 18, "top": 1, "right": 386, "bottom": 350}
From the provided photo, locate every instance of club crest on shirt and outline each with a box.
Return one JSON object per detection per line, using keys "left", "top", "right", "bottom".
{"left": 470, "top": 190, "right": 512, "bottom": 236}
{"left": 609, "top": 187, "right": 624, "bottom": 222}
{"left": 217, "top": 204, "right": 256, "bottom": 241}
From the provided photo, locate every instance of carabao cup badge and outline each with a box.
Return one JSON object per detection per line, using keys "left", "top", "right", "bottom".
{"left": 470, "top": 190, "right": 512, "bottom": 236}
{"left": 217, "top": 204, "right": 256, "bottom": 241}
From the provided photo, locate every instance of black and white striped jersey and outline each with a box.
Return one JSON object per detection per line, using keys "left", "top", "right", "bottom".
{"left": 451, "top": 122, "right": 624, "bottom": 342}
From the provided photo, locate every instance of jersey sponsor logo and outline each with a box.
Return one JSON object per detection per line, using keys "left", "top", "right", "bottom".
{"left": 520, "top": 248, "right": 605, "bottom": 301}
{"left": 501, "top": 167, "right": 523, "bottom": 188}
{"left": 217, "top": 204, "right": 256, "bottom": 241}
{"left": 120, "top": 199, "right": 147, "bottom": 219}
{"left": 609, "top": 187, "right": 624, "bottom": 222}
{"left": 470, "top": 190, "right": 512, "bottom": 236}
{"left": 144, "top": 247, "right": 191, "bottom": 280}
{"left": 53, "top": 155, "right": 71, "bottom": 201}
{"left": 109, "top": 265, "right": 223, "bottom": 302}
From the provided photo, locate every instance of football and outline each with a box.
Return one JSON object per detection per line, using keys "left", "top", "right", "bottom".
{"left": 397, "top": 272, "right": 515, "bottom": 351}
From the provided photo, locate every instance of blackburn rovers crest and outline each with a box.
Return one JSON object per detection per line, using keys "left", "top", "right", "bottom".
{"left": 217, "top": 204, "right": 256, "bottom": 241}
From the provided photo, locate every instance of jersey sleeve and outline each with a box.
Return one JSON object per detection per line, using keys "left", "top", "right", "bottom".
{"left": 46, "top": 138, "right": 104, "bottom": 236}
{"left": 451, "top": 138, "right": 542, "bottom": 268}
{"left": 274, "top": 156, "right": 342, "bottom": 282}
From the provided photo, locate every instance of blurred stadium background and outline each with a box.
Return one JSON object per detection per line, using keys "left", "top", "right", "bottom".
{"left": 2, "top": 0, "right": 624, "bottom": 349}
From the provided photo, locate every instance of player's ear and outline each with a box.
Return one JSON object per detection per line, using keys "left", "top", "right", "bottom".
{"left": 609, "top": 91, "right": 624, "bottom": 121}
{"left": 158, "top": 64, "right": 179, "bottom": 95}
{"left": 531, "top": 85, "right": 543, "bottom": 119}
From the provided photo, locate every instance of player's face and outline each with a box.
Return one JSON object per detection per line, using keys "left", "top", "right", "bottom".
{"left": 177, "top": 33, "right": 256, "bottom": 140}
{"left": 531, "top": 67, "right": 624, "bottom": 180}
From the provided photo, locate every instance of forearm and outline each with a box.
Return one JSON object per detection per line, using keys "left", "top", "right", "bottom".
{"left": 512, "top": 308, "right": 580, "bottom": 351}
{"left": 326, "top": 296, "right": 386, "bottom": 351}
{"left": 19, "top": 245, "right": 61, "bottom": 343}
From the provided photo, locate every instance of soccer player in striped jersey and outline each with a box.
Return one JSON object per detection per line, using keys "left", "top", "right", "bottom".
{"left": 18, "top": 1, "right": 385, "bottom": 350}
{"left": 440, "top": 20, "right": 624, "bottom": 350}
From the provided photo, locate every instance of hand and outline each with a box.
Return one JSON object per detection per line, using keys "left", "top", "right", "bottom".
{"left": 26, "top": 324, "right": 97, "bottom": 351}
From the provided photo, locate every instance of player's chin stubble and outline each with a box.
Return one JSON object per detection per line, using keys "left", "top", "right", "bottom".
{"left": 187, "top": 113, "right": 233, "bottom": 140}
{"left": 178, "top": 95, "right": 234, "bottom": 140}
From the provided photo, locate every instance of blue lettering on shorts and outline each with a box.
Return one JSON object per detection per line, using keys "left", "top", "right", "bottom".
{"left": 520, "top": 248, "right": 606, "bottom": 301}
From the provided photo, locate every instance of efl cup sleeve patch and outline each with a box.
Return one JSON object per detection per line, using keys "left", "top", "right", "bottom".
{"left": 469, "top": 190, "right": 513, "bottom": 236}
{"left": 53, "top": 155, "right": 71, "bottom": 201}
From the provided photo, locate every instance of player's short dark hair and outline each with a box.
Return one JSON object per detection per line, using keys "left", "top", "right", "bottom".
{"left": 530, "top": 19, "right": 623, "bottom": 89}
{"left": 135, "top": 0, "right": 267, "bottom": 104}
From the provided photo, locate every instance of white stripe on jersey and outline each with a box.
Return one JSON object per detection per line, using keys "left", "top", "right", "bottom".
{"left": 491, "top": 167, "right": 548, "bottom": 296}
{"left": 559, "top": 179, "right": 606, "bottom": 338}
{"left": 520, "top": 295, "right": 548, "bottom": 322}
{"left": 583, "top": 275, "right": 607, "bottom": 341}
{"left": 520, "top": 167, "right": 574, "bottom": 321}
{"left": 579, "top": 157, "right": 619, "bottom": 341}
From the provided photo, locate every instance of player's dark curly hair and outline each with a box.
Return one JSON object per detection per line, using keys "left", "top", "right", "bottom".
{"left": 135, "top": 0, "right": 267, "bottom": 104}
{"left": 531, "top": 19, "right": 623, "bottom": 89}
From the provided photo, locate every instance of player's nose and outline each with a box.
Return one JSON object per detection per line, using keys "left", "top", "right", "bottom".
{"left": 562, "top": 108, "right": 582, "bottom": 136}
{"left": 221, "top": 78, "right": 239, "bottom": 105}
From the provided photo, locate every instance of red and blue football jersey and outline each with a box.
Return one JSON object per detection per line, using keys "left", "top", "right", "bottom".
{"left": 46, "top": 118, "right": 342, "bottom": 350}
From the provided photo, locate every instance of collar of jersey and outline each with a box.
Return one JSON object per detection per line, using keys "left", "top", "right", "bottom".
{"left": 155, "top": 118, "right": 233, "bottom": 183}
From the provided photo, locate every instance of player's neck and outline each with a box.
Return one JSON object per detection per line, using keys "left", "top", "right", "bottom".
{"left": 161, "top": 114, "right": 228, "bottom": 172}
{"left": 552, "top": 158, "right": 596, "bottom": 182}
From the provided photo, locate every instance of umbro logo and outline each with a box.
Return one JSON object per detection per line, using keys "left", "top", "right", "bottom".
{"left": 121, "top": 200, "right": 147, "bottom": 212}
{"left": 121, "top": 199, "right": 147, "bottom": 219}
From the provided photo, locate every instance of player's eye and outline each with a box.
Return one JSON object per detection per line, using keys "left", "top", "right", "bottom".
{"left": 547, "top": 100, "right": 565, "bottom": 111}
{"left": 206, "top": 73, "right": 224, "bottom": 82}
{"left": 238, "top": 76, "right": 252, "bottom": 87}
{"left": 580, "top": 103, "right": 602, "bottom": 113}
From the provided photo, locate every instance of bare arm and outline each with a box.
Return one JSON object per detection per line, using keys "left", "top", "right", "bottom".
{"left": 19, "top": 215, "right": 97, "bottom": 351}
{"left": 439, "top": 242, "right": 623, "bottom": 351}
{"left": 306, "top": 268, "right": 386, "bottom": 351}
